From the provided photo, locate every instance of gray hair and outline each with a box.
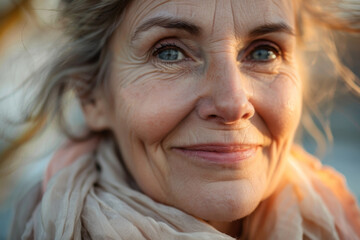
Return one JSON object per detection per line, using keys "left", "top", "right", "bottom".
{"left": 1, "top": 0, "right": 360, "bottom": 170}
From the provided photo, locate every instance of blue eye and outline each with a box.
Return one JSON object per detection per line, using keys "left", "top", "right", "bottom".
{"left": 249, "top": 46, "right": 279, "bottom": 61}
{"left": 155, "top": 47, "right": 185, "bottom": 62}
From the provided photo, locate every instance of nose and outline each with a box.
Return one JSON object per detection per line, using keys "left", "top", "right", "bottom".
{"left": 197, "top": 56, "right": 254, "bottom": 124}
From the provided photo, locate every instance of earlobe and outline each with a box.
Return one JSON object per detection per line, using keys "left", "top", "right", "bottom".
{"left": 81, "top": 93, "right": 112, "bottom": 131}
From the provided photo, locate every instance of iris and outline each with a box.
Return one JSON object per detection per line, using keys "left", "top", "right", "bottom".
{"left": 157, "top": 48, "right": 184, "bottom": 61}
{"left": 250, "top": 47, "right": 277, "bottom": 61}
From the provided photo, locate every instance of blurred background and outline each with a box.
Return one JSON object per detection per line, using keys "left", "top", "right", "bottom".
{"left": 0, "top": 0, "right": 359, "bottom": 239}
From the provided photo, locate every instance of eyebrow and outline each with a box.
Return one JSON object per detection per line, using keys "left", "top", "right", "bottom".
{"left": 131, "top": 17, "right": 295, "bottom": 42}
{"left": 248, "top": 23, "right": 295, "bottom": 38}
{"left": 131, "top": 16, "right": 201, "bottom": 42}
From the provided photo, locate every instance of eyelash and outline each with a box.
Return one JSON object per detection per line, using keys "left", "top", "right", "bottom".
{"left": 153, "top": 43, "right": 179, "bottom": 56}
{"left": 151, "top": 41, "right": 191, "bottom": 66}
{"left": 243, "top": 41, "right": 282, "bottom": 62}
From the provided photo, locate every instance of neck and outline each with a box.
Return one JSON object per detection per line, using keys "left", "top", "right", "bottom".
{"left": 207, "top": 219, "right": 242, "bottom": 238}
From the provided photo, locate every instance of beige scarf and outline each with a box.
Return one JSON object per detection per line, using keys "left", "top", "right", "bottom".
{"left": 10, "top": 141, "right": 360, "bottom": 239}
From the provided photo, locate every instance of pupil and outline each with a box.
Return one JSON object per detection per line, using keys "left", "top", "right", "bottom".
{"left": 159, "top": 49, "right": 178, "bottom": 61}
{"left": 253, "top": 49, "right": 275, "bottom": 60}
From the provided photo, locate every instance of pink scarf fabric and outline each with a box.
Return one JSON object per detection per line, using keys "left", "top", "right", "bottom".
{"left": 10, "top": 142, "right": 360, "bottom": 239}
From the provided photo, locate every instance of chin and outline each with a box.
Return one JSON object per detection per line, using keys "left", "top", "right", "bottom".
{"left": 175, "top": 181, "right": 264, "bottom": 222}
{"left": 199, "top": 199, "right": 260, "bottom": 222}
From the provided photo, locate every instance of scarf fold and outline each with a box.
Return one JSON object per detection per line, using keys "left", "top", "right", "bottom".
{"left": 10, "top": 141, "right": 360, "bottom": 239}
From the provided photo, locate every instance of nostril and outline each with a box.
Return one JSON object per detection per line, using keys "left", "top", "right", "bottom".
{"left": 243, "top": 113, "right": 250, "bottom": 120}
{"left": 197, "top": 97, "right": 254, "bottom": 123}
{"left": 207, "top": 114, "right": 219, "bottom": 121}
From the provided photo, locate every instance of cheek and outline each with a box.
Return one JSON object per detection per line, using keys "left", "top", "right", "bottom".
{"left": 253, "top": 73, "right": 302, "bottom": 141}
{"left": 111, "top": 66, "right": 198, "bottom": 145}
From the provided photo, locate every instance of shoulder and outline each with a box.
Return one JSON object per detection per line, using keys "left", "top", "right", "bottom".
{"left": 290, "top": 145, "right": 360, "bottom": 239}
{"left": 8, "top": 182, "right": 42, "bottom": 240}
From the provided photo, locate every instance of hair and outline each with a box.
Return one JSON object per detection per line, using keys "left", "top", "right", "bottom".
{"left": 0, "top": 0, "right": 359, "bottom": 175}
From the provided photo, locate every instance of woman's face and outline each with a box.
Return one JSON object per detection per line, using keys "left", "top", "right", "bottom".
{"left": 90, "top": 0, "right": 302, "bottom": 222}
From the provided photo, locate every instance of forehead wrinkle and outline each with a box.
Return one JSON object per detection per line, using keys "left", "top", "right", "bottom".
{"left": 210, "top": 1, "right": 217, "bottom": 35}
{"left": 126, "top": 0, "right": 171, "bottom": 35}
{"left": 127, "top": 0, "right": 203, "bottom": 42}
{"left": 131, "top": 16, "right": 201, "bottom": 42}
{"left": 210, "top": 1, "right": 236, "bottom": 37}
{"left": 230, "top": 0, "right": 295, "bottom": 38}
{"left": 230, "top": 0, "right": 236, "bottom": 39}
{"left": 265, "top": 0, "right": 295, "bottom": 26}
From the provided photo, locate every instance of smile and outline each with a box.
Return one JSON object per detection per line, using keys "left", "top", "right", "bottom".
{"left": 172, "top": 144, "right": 259, "bottom": 165}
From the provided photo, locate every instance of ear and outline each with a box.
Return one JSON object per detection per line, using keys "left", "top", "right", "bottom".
{"left": 81, "top": 91, "right": 112, "bottom": 131}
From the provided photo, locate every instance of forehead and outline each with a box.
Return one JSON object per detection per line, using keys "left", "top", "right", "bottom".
{"left": 122, "top": 0, "right": 295, "bottom": 37}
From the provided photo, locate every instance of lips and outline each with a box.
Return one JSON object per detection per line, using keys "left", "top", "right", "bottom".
{"left": 172, "top": 144, "right": 259, "bottom": 164}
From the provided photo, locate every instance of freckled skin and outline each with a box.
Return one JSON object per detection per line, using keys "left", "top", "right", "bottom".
{"left": 86, "top": 0, "right": 302, "bottom": 235}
